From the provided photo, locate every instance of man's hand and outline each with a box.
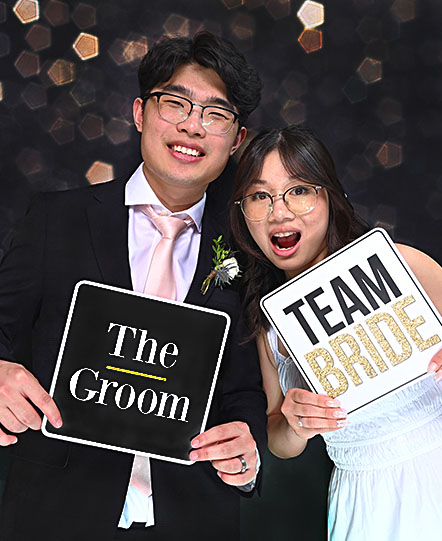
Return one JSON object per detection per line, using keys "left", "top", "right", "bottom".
{"left": 189, "top": 421, "right": 257, "bottom": 486}
{"left": 428, "top": 348, "right": 442, "bottom": 382}
{"left": 0, "top": 360, "right": 62, "bottom": 446}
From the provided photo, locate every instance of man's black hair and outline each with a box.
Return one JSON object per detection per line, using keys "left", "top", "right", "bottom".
{"left": 138, "top": 32, "right": 261, "bottom": 124}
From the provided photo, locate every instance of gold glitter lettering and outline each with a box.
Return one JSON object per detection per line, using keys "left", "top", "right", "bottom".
{"left": 366, "top": 313, "right": 412, "bottom": 366}
{"left": 330, "top": 333, "right": 378, "bottom": 385}
{"left": 354, "top": 324, "right": 389, "bottom": 373}
{"left": 393, "top": 296, "right": 441, "bottom": 352}
{"left": 305, "top": 348, "right": 348, "bottom": 398}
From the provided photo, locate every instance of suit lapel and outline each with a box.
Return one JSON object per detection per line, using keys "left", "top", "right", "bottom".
{"left": 86, "top": 179, "right": 133, "bottom": 290}
{"left": 185, "top": 203, "right": 226, "bottom": 307}
{"left": 86, "top": 180, "right": 229, "bottom": 301}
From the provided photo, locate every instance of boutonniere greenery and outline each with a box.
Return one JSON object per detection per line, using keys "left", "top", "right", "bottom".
{"left": 201, "top": 235, "right": 241, "bottom": 295}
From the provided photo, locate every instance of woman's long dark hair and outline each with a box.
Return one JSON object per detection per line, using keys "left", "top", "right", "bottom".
{"left": 230, "top": 124, "right": 369, "bottom": 340}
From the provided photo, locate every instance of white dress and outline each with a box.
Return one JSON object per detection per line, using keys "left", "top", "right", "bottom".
{"left": 268, "top": 326, "right": 442, "bottom": 541}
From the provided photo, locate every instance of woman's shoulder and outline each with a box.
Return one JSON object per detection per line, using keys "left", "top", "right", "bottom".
{"left": 395, "top": 243, "right": 441, "bottom": 275}
{"left": 395, "top": 243, "right": 442, "bottom": 311}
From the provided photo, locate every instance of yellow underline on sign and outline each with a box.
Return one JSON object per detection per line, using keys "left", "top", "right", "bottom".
{"left": 106, "top": 366, "right": 167, "bottom": 382}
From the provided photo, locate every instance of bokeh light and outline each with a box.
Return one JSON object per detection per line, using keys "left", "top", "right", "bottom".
{"left": 220, "top": 0, "right": 244, "bottom": 9}
{"left": 281, "top": 70, "right": 308, "bottom": 99}
{"left": 47, "top": 58, "right": 75, "bottom": 85}
{"left": 70, "top": 79, "right": 95, "bottom": 106}
{"left": 231, "top": 13, "right": 255, "bottom": 40}
{"left": 16, "top": 147, "right": 45, "bottom": 177}
{"left": 105, "top": 118, "right": 132, "bottom": 145}
{"left": 25, "top": 23, "right": 51, "bottom": 51}
{"left": 49, "top": 117, "right": 75, "bottom": 145}
{"left": 280, "top": 99, "right": 307, "bottom": 124}
{"left": 73, "top": 32, "right": 98, "bottom": 60}
{"left": 14, "top": 50, "right": 40, "bottom": 78}
{"left": 13, "top": 0, "right": 39, "bottom": 24}
{"left": 0, "top": 32, "right": 10, "bottom": 58}
{"left": 163, "top": 14, "right": 190, "bottom": 37}
{"left": 298, "top": 29, "right": 323, "bottom": 53}
{"left": 391, "top": 0, "right": 415, "bottom": 23}
{"left": 72, "top": 3, "right": 96, "bottom": 29}
{"left": 265, "top": 0, "right": 291, "bottom": 21}
{"left": 86, "top": 161, "right": 114, "bottom": 184}
{"left": 21, "top": 81, "right": 46, "bottom": 109}
{"left": 43, "top": 0, "right": 68, "bottom": 26}
{"left": 297, "top": 1, "right": 324, "bottom": 29}
{"left": 357, "top": 57, "right": 382, "bottom": 84}
{"left": 376, "top": 142, "right": 403, "bottom": 169}
{"left": 79, "top": 113, "right": 103, "bottom": 140}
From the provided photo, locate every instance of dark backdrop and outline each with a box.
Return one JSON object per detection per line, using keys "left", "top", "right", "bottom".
{"left": 0, "top": 1, "right": 441, "bottom": 539}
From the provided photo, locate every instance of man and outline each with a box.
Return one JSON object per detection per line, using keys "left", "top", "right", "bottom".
{"left": 0, "top": 32, "right": 267, "bottom": 540}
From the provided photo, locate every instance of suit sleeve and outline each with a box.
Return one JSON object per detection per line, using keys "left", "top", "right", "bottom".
{"left": 0, "top": 193, "right": 46, "bottom": 365}
{"left": 216, "top": 298, "right": 268, "bottom": 494}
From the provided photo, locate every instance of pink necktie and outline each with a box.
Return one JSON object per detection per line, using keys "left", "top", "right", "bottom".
{"left": 126, "top": 204, "right": 192, "bottom": 501}
{"left": 142, "top": 204, "right": 192, "bottom": 300}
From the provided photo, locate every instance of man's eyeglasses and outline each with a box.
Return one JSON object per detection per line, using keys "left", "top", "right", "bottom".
{"left": 235, "top": 184, "right": 323, "bottom": 221}
{"left": 144, "top": 91, "right": 240, "bottom": 135}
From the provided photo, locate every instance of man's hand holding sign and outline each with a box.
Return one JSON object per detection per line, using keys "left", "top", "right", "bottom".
{"left": 0, "top": 361, "right": 62, "bottom": 446}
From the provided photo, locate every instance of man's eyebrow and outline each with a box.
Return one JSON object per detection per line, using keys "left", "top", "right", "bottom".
{"left": 160, "top": 84, "right": 235, "bottom": 110}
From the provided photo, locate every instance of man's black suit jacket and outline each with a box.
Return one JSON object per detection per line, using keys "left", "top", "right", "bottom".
{"left": 0, "top": 176, "right": 267, "bottom": 541}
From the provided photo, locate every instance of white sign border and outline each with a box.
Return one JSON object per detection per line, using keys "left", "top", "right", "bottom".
{"left": 42, "top": 280, "right": 231, "bottom": 465}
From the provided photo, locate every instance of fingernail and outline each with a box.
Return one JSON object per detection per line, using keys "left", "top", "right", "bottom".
{"left": 435, "top": 372, "right": 442, "bottom": 382}
{"left": 11, "top": 437, "right": 17, "bottom": 445}
{"left": 54, "top": 419, "right": 62, "bottom": 429}
{"left": 428, "top": 362, "right": 437, "bottom": 374}
{"left": 336, "top": 420, "right": 349, "bottom": 428}
{"left": 333, "top": 410, "right": 347, "bottom": 418}
{"left": 189, "top": 451, "right": 198, "bottom": 461}
{"left": 191, "top": 438, "right": 199, "bottom": 448}
{"left": 326, "top": 399, "right": 340, "bottom": 407}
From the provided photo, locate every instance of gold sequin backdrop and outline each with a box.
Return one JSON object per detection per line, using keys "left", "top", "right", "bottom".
{"left": 0, "top": 0, "right": 441, "bottom": 538}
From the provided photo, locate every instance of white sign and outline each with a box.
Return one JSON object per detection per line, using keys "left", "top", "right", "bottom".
{"left": 260, "top": 228, "right": 442, "bottom": 415}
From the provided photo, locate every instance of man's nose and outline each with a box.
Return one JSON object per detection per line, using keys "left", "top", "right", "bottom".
{"left": 176, "top": 106, "right": 205, "bottom": 137}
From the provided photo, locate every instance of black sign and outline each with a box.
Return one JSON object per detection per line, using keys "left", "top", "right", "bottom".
{"left": 42, "top": 281, "right": 230, "bottom": 464}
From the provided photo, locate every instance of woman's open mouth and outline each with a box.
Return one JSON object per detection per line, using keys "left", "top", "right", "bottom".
{"left": 270, "top": 231, "right": 301, "bottom": 252}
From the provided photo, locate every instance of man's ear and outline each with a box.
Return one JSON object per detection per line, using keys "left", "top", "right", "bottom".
{"left": 230, "top": 126, "right": 247, "bottom": 156}
{"left": 133, "top": 97, "right": 144, "bottom": 133}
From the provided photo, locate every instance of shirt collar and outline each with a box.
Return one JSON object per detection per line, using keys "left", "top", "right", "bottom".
{"left": 125, "top": 163, "right": 206, "bottom": 232}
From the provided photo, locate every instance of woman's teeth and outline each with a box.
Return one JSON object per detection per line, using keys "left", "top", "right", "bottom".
{"left": 272, "top": 232, "right": 300, "bottom": 250}
{"left": 171, "top": 145, "right": 202, "bottom": 157}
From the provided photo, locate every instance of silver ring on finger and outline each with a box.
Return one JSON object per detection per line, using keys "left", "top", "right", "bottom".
{"left": 237, "top": 455, "right": 247, "bottom": 474}
{"left": 297, "top": 416, "right": 304, "bottom": 428}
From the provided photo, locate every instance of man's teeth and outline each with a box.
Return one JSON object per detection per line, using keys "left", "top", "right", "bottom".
{"left": 172, "top": 145, "right": 202, "bottom": 157}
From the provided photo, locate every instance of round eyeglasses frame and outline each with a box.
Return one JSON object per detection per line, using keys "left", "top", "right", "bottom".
{"left": 235, "top": 184, "right": 323, "bottom": 222}
{"left": 144, "top": 91, "right": 240, "bottom": 135}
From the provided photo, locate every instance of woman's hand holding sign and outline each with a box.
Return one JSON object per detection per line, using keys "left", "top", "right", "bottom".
{"left": 428, "top": 348, "right": 442, "bottom": 381}
{"left": 0, "top": 359, "right": 62, "bottom": 446}
{"left": 281, "top": 388, "right": 348, "bottom": 440}
{"left": 189, "top": 421, "right": 258, "bottom": 486}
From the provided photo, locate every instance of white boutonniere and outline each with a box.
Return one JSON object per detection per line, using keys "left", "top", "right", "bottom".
{"left": 201, "top": 235, "right": 241, "bottom": 295}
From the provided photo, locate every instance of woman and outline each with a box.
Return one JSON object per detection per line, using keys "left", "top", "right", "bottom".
{"left": 231, "top": 125, "right": 442, "bottom": 540}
